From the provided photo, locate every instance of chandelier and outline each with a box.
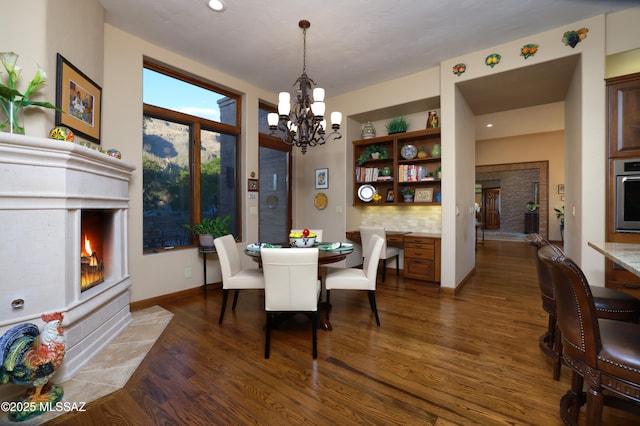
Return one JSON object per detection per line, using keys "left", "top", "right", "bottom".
{"left": 267, "top": 20, "right": 342, "bottom": 154}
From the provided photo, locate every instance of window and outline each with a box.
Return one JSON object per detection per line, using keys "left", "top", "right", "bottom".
{"left": 142, "top": 62, "right": 241, "bottom": 252}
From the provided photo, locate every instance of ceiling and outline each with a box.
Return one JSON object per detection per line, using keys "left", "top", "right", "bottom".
{"left": 98, "top": 0, "right": 637, "bottom": 114}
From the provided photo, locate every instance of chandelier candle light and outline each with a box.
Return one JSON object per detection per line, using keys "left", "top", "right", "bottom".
{"left": 268, "top": 20, "right": 342, "bottom": 154}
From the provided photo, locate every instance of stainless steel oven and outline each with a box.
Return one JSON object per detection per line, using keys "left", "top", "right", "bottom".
{"left": 615, "top": 158, "right": 640, "bottom": 232}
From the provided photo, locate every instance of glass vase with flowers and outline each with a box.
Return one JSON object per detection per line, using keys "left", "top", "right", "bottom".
{"left": 0, "top": 52, "right": 57, "bottom": 134}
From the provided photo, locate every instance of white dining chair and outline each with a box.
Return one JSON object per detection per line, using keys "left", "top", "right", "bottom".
{"left": 290, "top": 229, "right": 323, "bottom": 242}
{"left": 261, "top": 247, "right": 320, "bottom": 359}
{"left": 214, "top": 234, "right": 265, "bottom": 324}
{"left": 325, "top": 234, "right": 385, "bottom": 326}
{"left": 359, "top": 226, "right": 399, "bottom": 282}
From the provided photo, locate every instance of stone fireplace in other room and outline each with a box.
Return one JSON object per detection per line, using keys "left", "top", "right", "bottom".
{"left": 0, "top": 133, "right": 135, "bottom": 389}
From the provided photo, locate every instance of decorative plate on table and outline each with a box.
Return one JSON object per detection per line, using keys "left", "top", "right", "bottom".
{"left": 314, "top": 192, "right": 328, "bottom": 210}
{"left": 357, "top": 184, "right": 376, "bottom": 202}
{"left": 401, "top": 144, "right": 417, "bottom": 160}
{"left": 319, "top": 242, "right": 354, "bottom": 252}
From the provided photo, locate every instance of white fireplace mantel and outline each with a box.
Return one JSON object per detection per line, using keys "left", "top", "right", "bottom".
{"left": 0, "top": 132, "right": 136, "bottom": 385}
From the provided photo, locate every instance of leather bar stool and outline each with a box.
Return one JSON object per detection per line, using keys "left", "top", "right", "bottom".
{"left": 539, "top": 244, "right": 640, "bottom": 426}
{"left": 525, "top": 234, "right": 640, "bottom": 380}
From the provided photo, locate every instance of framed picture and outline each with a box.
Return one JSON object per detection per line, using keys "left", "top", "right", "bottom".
{"left": 55, "top": 54, "right": 102, "bottom": 144}
{"left": 248, "top": 178, "right": 259, "bottom": 192}
{"left": 315, "top": 168, "right": 328, "bottom": 189}
{"left": 386, "top": 189, "right": 394, "bottom": 202}
{"left": 558, "top": 184, "right": 565, "bottom": 194}
{"left": 414, "top": 187, "right": 434, "bottom": 203}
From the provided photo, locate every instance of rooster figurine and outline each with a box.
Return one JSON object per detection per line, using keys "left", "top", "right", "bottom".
{"left": 0, "top": 312, "right": 66, "bottom": 422}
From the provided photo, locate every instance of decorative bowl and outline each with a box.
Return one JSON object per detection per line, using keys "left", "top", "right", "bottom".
{"left": 290, "top": 237, "right": 316, "bottom": 247}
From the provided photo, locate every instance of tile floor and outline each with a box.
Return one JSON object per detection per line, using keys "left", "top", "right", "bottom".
{"left": 0, "top": 305, "right": 173, "bottom": 425}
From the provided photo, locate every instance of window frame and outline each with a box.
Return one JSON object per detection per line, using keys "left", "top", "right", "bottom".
{"left": 143, "top": 60, "right": 243, "bottom": 251}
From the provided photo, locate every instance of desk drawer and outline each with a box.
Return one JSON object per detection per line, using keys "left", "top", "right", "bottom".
{"left": 404, "top": 247, "right": 435, "bottom": 260}
{"left": 404, "top": 258, "right": 435, "bottom": 280}
{"left": 404, "top": 237, "right": 435, "bottom": 246}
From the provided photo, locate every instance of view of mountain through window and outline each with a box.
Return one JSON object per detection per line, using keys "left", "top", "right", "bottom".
{"left": 142, "top": 64, "right": 239, "bottom": 251}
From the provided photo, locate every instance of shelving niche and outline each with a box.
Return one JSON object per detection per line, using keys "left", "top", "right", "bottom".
{"left": 353, "top": 128, "right": 441, "bottom": 206}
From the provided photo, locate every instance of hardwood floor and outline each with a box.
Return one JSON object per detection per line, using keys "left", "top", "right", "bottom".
{"left": 47, "top": 241, "right": 639, "bottom": 425}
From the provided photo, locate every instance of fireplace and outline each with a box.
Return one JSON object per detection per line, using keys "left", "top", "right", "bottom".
{"left": 0, "top": 133, "right": 135, "bottom": 394}
{"left": 81, "top": 210, "right": 109, "bottom": 291}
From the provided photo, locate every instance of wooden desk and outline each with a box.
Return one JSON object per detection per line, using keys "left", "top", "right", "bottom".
{"left": 588, "top": 241, "right": 640, "bottom": 277}
{"left": 345, "top": 230, "right": 441, "bottom": 284}
{"left": 345, "top": 230, "right": 409, "bottom": 247}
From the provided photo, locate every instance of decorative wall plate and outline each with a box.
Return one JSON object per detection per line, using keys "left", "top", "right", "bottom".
{"left": 357, "top": 184, "right": 376, "bottom": 202}
{"left": 314, "top": 192, "right": 328, "bottom": 210}
{"left": 401, "top": 144, "right": 417, "bottom": 160}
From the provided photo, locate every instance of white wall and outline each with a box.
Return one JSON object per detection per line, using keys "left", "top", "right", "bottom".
{"left": 2, "top": 0, "right": 103, "bottom": 139}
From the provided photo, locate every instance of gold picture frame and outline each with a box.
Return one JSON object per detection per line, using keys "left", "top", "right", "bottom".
{"left": 55, "top": 54, "right": 102, "bottom": 143}
{"left": 414, "top": 187, "right": 434, "bottom": 203}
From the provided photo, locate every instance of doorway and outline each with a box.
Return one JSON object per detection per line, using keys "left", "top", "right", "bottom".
{"left": 476, "top": 161, "right": 549, "bottom": 239}
{"left": 258, "top": 136, "right": 292, "bottom": 243}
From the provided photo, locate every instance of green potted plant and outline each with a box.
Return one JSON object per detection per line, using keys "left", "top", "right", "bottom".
{"left": 385, "top": 116, "right": 408, "bottom": 135}
{"left": 357, "top": 144, "right": 389, "bottom": 166}
{"left": 401, "top": 187, "right": 414, "bottom": 202}
{"left": 183, "top": 215, "right": 231, "bottom": 247}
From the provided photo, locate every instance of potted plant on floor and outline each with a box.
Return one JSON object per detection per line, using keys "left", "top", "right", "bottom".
{"left": 183, "top": 215, "right": 231, "bottom": 247}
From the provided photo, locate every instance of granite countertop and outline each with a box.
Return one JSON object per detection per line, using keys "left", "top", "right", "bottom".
{"left": 588, "top": 241, "right": 640, "bottom": 277}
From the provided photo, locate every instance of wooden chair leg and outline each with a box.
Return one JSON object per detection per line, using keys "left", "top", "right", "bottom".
{"left": 381, "top": 259, "right": 387, "bottom": 282}
{"left": 395, "top": 254, "right": 399, "bottom": 276}
{"left": 265, "top": 312, "right": 271, "bottom": 359}
{"left": 219, "top": 289, "right": 229, "bottom": 324}
{"left": 311, "top": 312, "right": 318, "bottom": 359}
{"left": 586, "top": 385, "right": 604, "bottom": 426}
{"left": 368, "top": 290, "right": 380, "bottom": 326}
{"left": 231, "top": 289, "right": 240, "bottom": 309}
{"left": 326, "top": 290, "right": 331, "bottom": 320}
{"left": 551, "top": 323, "right": 563, "bottom": 381}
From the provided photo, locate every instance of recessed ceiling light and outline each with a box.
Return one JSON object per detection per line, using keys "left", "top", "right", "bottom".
{"left": 486, "top": 123, "right": 493, "bottom": 128}
{"left": 208, "top": 0, "right": 226, "bottom": 12}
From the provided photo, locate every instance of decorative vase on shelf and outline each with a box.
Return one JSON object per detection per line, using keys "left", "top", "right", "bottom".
{"left": 431, "top": 143, "right": 441, "bottom": 157}
{"left": 381, "top": 166, "right": 391, "bottom": 176}
{"left": 1, "top": 100, "right": 25, "bottom": 134}
{"left": 361, "top": 122, "right": 376, "bottom": 139}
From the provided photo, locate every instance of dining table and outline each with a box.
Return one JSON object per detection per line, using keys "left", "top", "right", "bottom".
{"left": 244, "top": 241, "right": 354, "bottom": 331}
{"left": 244, "top": 242, "right": 353, "bottom": 265}
{"left": 588, "top": 241, "right": 640, "bottom": 277}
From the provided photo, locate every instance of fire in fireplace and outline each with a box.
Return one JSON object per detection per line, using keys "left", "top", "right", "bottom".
{"left": 81, "top": 210, "right": 109, "bottom": 291}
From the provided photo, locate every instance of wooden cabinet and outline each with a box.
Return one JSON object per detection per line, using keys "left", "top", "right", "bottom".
{"left": 353, "top": 128, "right": 441, "bottom": 206}
{"left": 605, "top": 72, "right": 640, "bottom": 296}
{"left": 607, "top": 72, "right": 640, "bottom": 159}
{"left": 403, "top": 234, "right": 440, "bottom": 283}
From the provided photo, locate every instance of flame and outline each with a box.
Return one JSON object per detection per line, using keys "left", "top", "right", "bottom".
{"left": 83, "top": 235, "right": 92, "bottom": 257}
